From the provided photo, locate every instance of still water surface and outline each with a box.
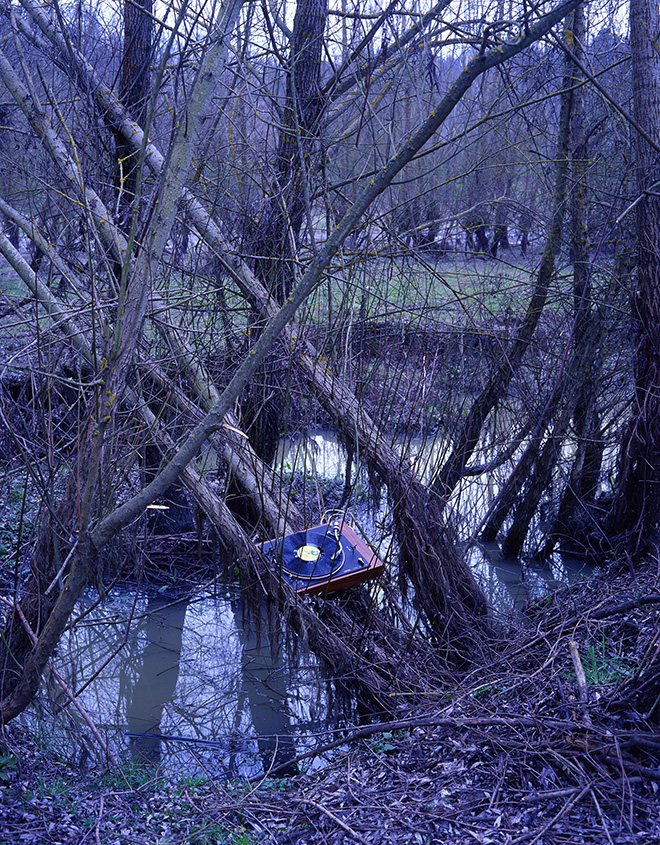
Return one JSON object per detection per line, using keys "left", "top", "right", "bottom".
{"left": 39, "top": 585, "right": 334, "bottom": 778}
{"left": 26, "top": 429, "right": 591, "bottom": 775}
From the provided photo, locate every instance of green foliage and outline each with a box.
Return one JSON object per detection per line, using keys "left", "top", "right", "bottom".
{"left": 259, "top": 777, "right": 289, "bottom": 792}
{"left": 583, "top": 636, "right": 636, "bottom": 686}
{"left": 0, "top": 475, "right": 39, "bottom": 576}
{"left": 187, "top": 824, "right": 246, "bottom": 845}
{"left": 0, "top": 752, "right": 18, "bottom": 785}
{"left": 370, "top": 731, "right": 396, "bottom": 754}
{"left": 176, "top": 774, "right": 210, "bottom": 791}
{"left": 226, "top": 828, "right": 256, "bottom": 845}
{"left": 0, "top": 525, "right": 16, "bottom": 559}
{"left": 35, "top": 775, "right": 71, "bottom": 799}
{"left": 469, "top": 683, "right": 503, "bottom": 699}
{"left": 183, "top": 815, "right": 256, "bottom": 845}
{"left": 98, "top": 760, "right": 163, "bottom": 792}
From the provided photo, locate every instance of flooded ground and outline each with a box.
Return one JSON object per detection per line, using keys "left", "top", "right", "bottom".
{"left": 277, "top": 428, "right": 593, "bottom": 616}
{"left": 27, "top": 585, "right": 343, "bottom": 779}
{"left": 24, "top": 428, "right": 591, "bottom": 776}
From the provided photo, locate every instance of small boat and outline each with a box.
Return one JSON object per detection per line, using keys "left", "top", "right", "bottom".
{"left": 259, "top": 521, "right": 385, "bottom": 596}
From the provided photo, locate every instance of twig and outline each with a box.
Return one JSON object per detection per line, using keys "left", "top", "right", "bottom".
{"left": 601, "top": 755, "right": 660, "bottom": 781}
{"left": 302, "top": 796, "right": 370, "bottom": 845}
{"left": 616, "top": 734, "right": 636, "bottom": 835}
{"left": 622, "top": 735, "right": 660, "bottom": 752}
{"left": 48, "top": 664, "right": 117, "bottom": 764}
{"left": 590, "top": 594, "right": 660, "bottom": 619}
{"left": 569, "top": 639, "right": 592, "bottom": 725}
{"left": 513, "top": 783, "right": 592, "bottom": 843}
{"left": 589, "top": 786, "right": 615, "bottom": 845}
{"left": 522, "top": 785, "right": 582, "bottom": 803}
{"left": 44, "top": 539, "right": 78, "bottom": 595}
{"left": 95, "top": 794, "right": 104, "bottom": 845}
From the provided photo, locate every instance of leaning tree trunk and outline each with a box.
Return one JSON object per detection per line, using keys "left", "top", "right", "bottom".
{"left": 607, "top": 0, "right": 660, "bottom": 564}
{"left": 548, "top": 2, "right": 603, "bottom": 553}
{"left": 295, "top": 348, "right": 490, "bottom": 657}
{"left": 539, "top": 7, "right": 612, "bottom": 557}
{"left": 481, "top": 5, "right": 608, "bottom": 558}
{"left": 0, "top": 3, "right": 243, "bottom": 719}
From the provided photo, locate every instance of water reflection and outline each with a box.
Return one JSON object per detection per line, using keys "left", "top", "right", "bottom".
{"left": 34, "top": 585, "right": 326, "bottom": 777}
{"left": 232, "top": 599, "right": 298, "bottom": 776}
{"left": 277, "top": 428, "right": 593, "bottom": 616}
{"left": 126, "top": 594, "right": 188, "bottom": 764}
{"left": 30, "top": 428, "right": 593, "bottom": 773}
{"left": 472, "top": 541, "right": 593, "bottom": 617}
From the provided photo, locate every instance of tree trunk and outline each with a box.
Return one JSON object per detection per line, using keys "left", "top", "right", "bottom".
{"left": 242, "top": 0, "right": 328, "bottom": 460}
{"left": 432, "top": 10, "right": 577, "bottom": 511}
{"left": 251, "top": 0, "right": 328, "bottom": 303}
{"left": 295, "top": 346, "right": 490, "bottom": 654}
{"left": 116, "top": 0, "right": 153, "bottom": 222}
{"left": 0, "top": 3, "right": 243, "bottom": 719}
{"left": 487, "top": 4, "right": 607, "bottom": 559}
{"left": 560, "top": 2, "right": 601, "bottom": 527}
{"left": 607, "top": 0, "right": 660, "bottom": 563}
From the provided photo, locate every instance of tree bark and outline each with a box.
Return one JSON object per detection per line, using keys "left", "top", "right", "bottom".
{"left": 243, "top": 0, "right": 328, "bottom": 460}
{"left": 116, "top": 0, "right": 153, "bottom": 222}
{"left": 607, "top": 0, "right": 660, "bottom": 563}
{"left": 251, "top": 0, "right": 328, "bottom": 304}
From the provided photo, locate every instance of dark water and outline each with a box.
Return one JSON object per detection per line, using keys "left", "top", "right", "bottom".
{"left": 278, "top": 429, "right": 593, "bottom": 615}
{"left": 24, "top": 429, "right": 591, "bottom": 775}
{"left": 31, "top": 585, "right": 337, "bottom": 778}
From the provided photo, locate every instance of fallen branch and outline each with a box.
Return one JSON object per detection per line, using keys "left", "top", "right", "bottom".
{"left": 521, "top": 785, "right": 584, "bottom": 803}
{"left": 248, "top": 712, "right": 615, "bottom": 782}
{"left": 513, "top": 783, "right": 592, "bottom": 844}
{"left": 569, "top": 638, "right": 592, "bottom": 724}
{"left": 301, "top": 797, "right": 370, "bottom": 845}
{"left": 590, "top": 594, "right": 660, "bottom": 619}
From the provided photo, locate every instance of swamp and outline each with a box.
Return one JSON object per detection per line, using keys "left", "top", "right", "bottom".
{"left": 1, "top": 0, "right": 660, "bottom": 842}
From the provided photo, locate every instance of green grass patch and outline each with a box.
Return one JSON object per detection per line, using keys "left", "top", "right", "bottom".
{"left": 583, "top": 636, "right": 637, "bottom": 686}
{"left": 97, "top": 759, "right": 164, "bottom": 792}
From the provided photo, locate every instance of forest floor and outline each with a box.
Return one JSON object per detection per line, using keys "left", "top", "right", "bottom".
{"left": 1, "top": 564, "right": 660, "bottom": 844}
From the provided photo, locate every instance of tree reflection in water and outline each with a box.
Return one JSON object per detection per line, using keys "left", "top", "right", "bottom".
{"left": 126, "top": 594, "right": 188, "bottom": 764}
{"left": 124, "top": 591, "right": 299, "bottom": 776}
{"left": 476, "top": 541, "right": 593, "bottom": 617}
{"left": 232, "top": 598, "right": 299, "bottom": 777}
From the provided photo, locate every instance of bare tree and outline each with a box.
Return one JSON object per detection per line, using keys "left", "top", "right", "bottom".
{"left": 0, "top": 0, "right": 582, "bottom": 727}
{"left": 606, "top": 0, "right": 660, "bottom": 564}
